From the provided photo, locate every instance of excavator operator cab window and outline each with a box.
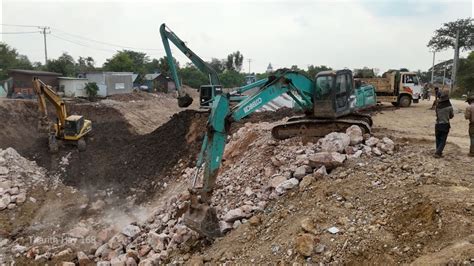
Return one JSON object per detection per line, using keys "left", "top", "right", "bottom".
{"left": 315, "top": 75, "right": 334, "bottom": 100}
{"left": 64, "top": 117, "right": 84, "bottom": 136}
{"left": 200, "top": 85, "right": 223, "bottom": 107}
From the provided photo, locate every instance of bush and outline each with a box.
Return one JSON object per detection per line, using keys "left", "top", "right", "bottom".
{"left": 84, "top": 82, "right": 99, "bottom": 100}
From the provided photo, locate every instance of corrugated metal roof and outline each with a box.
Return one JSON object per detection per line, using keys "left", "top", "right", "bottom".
{"left": 8, "top": 69, "right": 62, "bottom": 76}
{"left": 144, "top": 73, "right": 160, "bottom": 80}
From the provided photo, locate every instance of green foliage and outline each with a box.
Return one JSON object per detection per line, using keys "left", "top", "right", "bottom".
{"left": 306, "top": 65, "right": 332, "bottom": 78}
{"left": 353, "top": 67, "right": 375, "bottom": 78}
{"left": 256, "top": 72, "right": 270, "bottom": 80}
{"left": 219, "top": 70, "right": 245, "bottom": 88}
{"left": 46, "top": 52, "right": 76, "bottom": 76}
{"left": 208, "top": 58, "right": 225, "bottom": 74}
{"left": 0, "top": 43, "right": 33, "bottom": 79}
{"left": 77, "top": 56, "right": 95, "bottom": 73}
{"left": 225, "top": 51, "right": 244, "bottom": 72}
{"left": 84, "top": 82, "right": 99, "bottom": 99}
{"left": 178, "top": 65, "right": 208, "bottom": 88}
{"left": 428, "top": 18, "right": 474, "bottom": 52}
{"left": 457, "top": 51, "right": 474, "bottom": 96}
{"left": 103, "top": 50, "right": 149, "bottom": 76}
{"left": 103, "top": 51, "right": 135, "bottom": 72}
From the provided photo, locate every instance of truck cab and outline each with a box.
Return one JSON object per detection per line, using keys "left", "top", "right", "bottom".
{"left": 199, "top": 85, "right": 223, "bottom": 108}
{"left": 399, "top": 72, "right": 422, "bottom": 103}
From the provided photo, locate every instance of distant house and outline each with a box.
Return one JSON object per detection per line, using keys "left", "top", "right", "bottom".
{"left": 85, "top": 72, "right": 134, "bottom": 97}
{"left": 8, "top": 69, "right": 62, "bottom": 98}
{"left": 143, "top": 73, "right": 176, "bottom": 93}
{"left": 58, "top": 77, "right": 89, "bottom": 98}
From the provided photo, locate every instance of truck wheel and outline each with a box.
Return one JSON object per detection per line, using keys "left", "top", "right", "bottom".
{"left": 398, "top": 95, "right": 412, "bottom": 107}
{"left": 77, "top": 139, "right": 87, "bottom": 152}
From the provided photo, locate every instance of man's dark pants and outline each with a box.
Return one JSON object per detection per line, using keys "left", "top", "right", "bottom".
{"left": 435, "top": 123, "right": 450, "bottom": 155}
{"left": 470, "top": 123, "right": 474, "bottom": 155}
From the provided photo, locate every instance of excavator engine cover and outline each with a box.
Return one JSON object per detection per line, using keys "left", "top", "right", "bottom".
{"left": 178, "top": 94, "right": 193, "bottom": 108}
{"left": 183, "top": 203, "right": 222, "bottom": 239}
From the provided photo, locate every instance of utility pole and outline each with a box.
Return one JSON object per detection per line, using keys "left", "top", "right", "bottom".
{"left": 450, "top": 29, "right": 460, "bottom": 93}
{"left": 430, "top": 51, "right": 435, "bottom": 83}
{"left": 247, "top": 58, "right": 252, "bottom": 74}
{"left": 39, "top": 26, "right": 50, "bottom": 64}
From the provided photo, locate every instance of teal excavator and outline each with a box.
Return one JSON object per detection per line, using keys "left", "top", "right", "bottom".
{"left": 160, "top": 23, "right": 376, "bottom": 238}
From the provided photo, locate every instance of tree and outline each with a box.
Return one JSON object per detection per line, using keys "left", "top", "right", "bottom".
{"left": 428, "top": 18, "right": 473, "bottom": 52}
{"left": 178, "top": 65, "right": 208, "bottom": 88}
{"left": 103, "top": 50, "right": 150, "bottom": 74}
{"left": 46, "top": 52, "right": 76, "bottom": 77}
{"left": 428, "top": 18, "right": 474, "bottom": 88}
{"left": 353, "top": 67, "right": 375, "bottom": 78}
{"left": 225, "top": 51, "right": 244, "bottom": 72}
{"left": 0, "top": 43, "right": 33, "bottom": 79}
{"left": 208, "top": 58, "right": 225, "bottom": 74}
{"left": 77, "top": 56, "right": 95, "bottom": 73}
{"left": 457, "top": 51, "right": 474, "bottom": 96}
{"left": 219, "top": 70, "right": 245, "bottom": 88}
{"left": 306, "top": 65, "right": 332, "bottom": 78}
{"left": 103, "top": 52, "right": 134, "bottom": 72}
{"left": 146, "top": 56, "right": 180, "bottom": 77}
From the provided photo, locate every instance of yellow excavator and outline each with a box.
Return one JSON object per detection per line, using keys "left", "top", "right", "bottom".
{"left": 32, "top": 77, "right": 92, "bottom": 153}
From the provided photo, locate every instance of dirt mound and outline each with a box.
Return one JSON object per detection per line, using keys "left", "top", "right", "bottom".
{"left": 107, "top": 91, "right": 166, "bottom": 102}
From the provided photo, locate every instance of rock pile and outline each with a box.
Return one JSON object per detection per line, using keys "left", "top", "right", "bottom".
{"left": 0, "top": 147, "right": 46, "bottom": 211}
{"left": 4, "top": 121, "right": 397, "bottom": 265}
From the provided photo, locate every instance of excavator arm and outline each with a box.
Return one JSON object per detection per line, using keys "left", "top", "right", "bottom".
{"left": 32, "top": 77, "right": 68, "bottom": 134}
{"left": 160, "top": 23, "right": 221, "bottom": 107}
{"left": 184, "top": 70, "right": 315, "bottom": 237}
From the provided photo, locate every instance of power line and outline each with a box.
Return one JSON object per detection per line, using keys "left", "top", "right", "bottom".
{"left": 0, "top": 23, "right": 42, "bottom": 28}
{"left": 52, "top": 27, "right": 165, "bottom": 51}
{"left": 0, "top": 31, "right": 40, "bottom": 34}
{"left": 50, "top": 33, "right": 118, "bottom": 53}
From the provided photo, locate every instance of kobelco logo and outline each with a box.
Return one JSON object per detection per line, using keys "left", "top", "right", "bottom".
{"left": 243, "top": 98, "right": 262, "bottom": 113}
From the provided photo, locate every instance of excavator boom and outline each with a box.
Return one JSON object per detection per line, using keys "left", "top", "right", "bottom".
{"left": 32, "top": 77, "right": 68, "bottom": 132}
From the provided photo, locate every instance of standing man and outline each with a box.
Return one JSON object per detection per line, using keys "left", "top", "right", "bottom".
{"left": 434, "top": 92, "right": 454, "bottom": 158}
{"left": 465, "top": 95, "right": 474, "bottom": 157}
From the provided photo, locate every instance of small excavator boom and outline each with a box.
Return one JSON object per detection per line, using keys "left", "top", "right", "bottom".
{"left": 160, "top": 23, "right": 221, "bottom": 108}
{"left": 32, "top": 77, "right": 68, "bottom": 132}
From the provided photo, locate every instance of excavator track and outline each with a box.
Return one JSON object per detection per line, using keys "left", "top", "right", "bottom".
{"left": 272, "top": 115, "right": 372, "bottom": 140}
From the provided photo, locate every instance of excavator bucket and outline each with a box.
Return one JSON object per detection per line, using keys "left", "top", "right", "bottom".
{"left": 178, "top": 94, "right": 193, "bottom": 108}
{"left": 183, "top": 203, "right": 222, "bottom": 239}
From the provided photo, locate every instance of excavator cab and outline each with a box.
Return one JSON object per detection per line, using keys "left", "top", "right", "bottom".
{"left": 199, "top": 85, "right": 223, "bottom": 108}
{"left": 64, "top": 115, "right": 85, "bottom": 137}
{"left": 313, "top": 69, "right": 354, "bottom": 119}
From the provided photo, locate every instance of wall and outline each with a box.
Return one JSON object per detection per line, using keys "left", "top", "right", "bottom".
{"left": 10, "top": 73, "right": 60, "bottom": 98}
{"left": 105, "top": 73, "right": 133, "bottom": 95}
{"left": 85, "top": 73, "right": 107, "bottom": 97}
{"left": 59, "top": 79, "right": 88, "bottom": 98}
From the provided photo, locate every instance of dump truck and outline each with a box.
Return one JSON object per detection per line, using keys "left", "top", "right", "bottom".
{"left": 357, "top": 70, "right": 422, "bottom": 107}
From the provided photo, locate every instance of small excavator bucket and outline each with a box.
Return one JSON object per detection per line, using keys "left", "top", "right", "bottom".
{"left": 183, "top": 203, "right": 222, "bottom": 239}
{"left": 178, "top": 94, "right": 193, "bottom": 108}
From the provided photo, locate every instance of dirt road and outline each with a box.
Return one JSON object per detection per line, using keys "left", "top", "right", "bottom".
{"left": 373, "top": 99, "right": 471, "bottom": 154}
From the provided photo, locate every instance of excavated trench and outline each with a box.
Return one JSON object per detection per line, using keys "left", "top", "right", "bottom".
{"left": 0, "top": 99, "right": 299, "bottom": 202}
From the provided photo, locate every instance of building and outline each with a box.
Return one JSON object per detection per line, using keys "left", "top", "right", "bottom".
{"left": 58, "top": 77, "right": 89, "bottom": 98}
{"left": 143, "top": 73, "right": 176, "bottom": 93}
{"left": 8, "top": 69, "right": 62, "bottom": 98}
{"left": 85, "top": 72, "right": 134, "bottom": 97}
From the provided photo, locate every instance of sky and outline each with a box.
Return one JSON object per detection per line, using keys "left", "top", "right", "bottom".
{"left": 1, "top": 0, "right": 473, "bottom": 74}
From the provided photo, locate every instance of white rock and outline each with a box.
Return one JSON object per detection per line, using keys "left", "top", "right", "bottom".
{"left": 365, "top": 137, "right": 379, "bottom": 147}
{"left": 327, "top": 227, "right": 340, "bottom": 234}
{"left": 219, "top": 221, "right": 233, "bottom": 234}
{"left": 309, "top": 152, "right": 346, "bottom": 170}
{"left": 0, "top": 166, "right": 9, "bottom": 175}
{"left": 16, "top": 193, "right": 26, "bottom": 204}
{"left": 293, "top": 166, "right": 308, "bottom": 179}
{"left": 0, "top": 194, "right": 11, "bottom": 210}
{"left": 121, "top": 224, "right": 141, "bottom": 238}
{"left": 268, "top": 175, "right": 287, "bottom": 188}
{"left": 346, "top": 125, "right": 363, "bottom": 145}
{"left": 318, "top": 132, "right": 351, "bottom": 153}
{"left": 276, "top": 178, "right": 299, "bottom": 194}
{"left": 350, "top": 150, "right": 363, "bottom": 159}
{"left": 223, "top": 208, "right": 251, "bottom": 222}
{"left": 372, "top": 147, "right": 382, "bottom": 156}
{"left": 244, "top": 187, "right": 253, "bottom": 196}
{"left": 314, "top": 166, "right": 328, "bottom": 177}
